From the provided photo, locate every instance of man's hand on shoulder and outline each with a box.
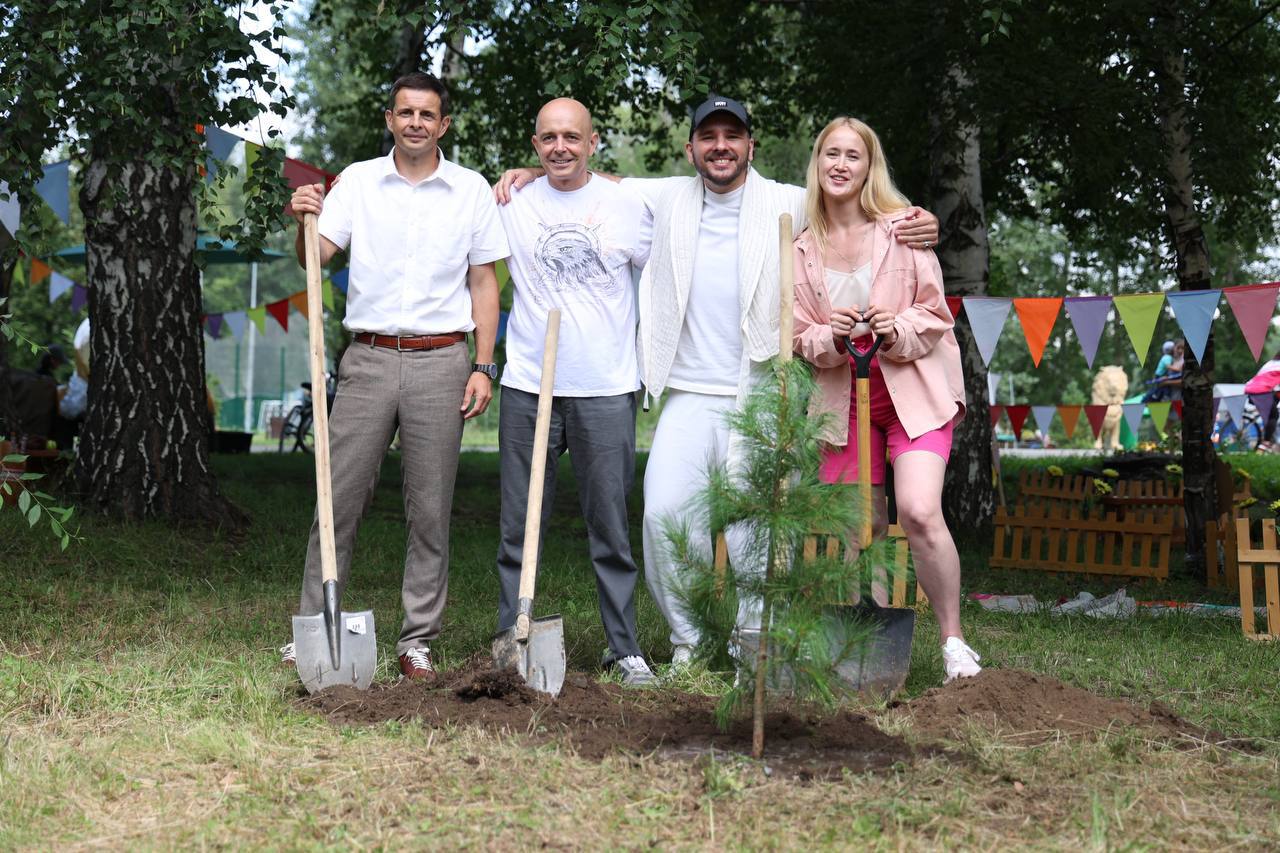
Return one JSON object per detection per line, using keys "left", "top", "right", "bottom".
{"left": 894, "top": 206, "right": 941, "bottom": 251}
{"left": 460, "top": 373, "right": 492, "bottom": 419}
{"left": 493, "top": 167, "right": 543, "bottom": 205}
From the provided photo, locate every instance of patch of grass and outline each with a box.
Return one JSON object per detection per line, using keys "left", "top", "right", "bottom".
{"left": 1, "top": 452, "right": 1278, "bottom": 847}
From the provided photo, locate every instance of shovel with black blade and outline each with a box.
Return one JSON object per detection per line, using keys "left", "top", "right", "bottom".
{"left": 826, "top": 334, "right": 915, "bottom": 697}
{"left": 491, "top": 310, "right": 566, "bottom": 697}
{"left": 292, "top": 212, "right": 376, "bottom": 695}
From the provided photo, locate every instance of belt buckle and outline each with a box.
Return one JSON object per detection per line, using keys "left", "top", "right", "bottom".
{"left": 396, "top": 335, "right": 404, "bottom": 352}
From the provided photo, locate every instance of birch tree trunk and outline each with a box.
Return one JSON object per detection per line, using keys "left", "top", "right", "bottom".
{"left": 75, "top": 155, "right": 242, "bottom": 526}
{"left": 929, "top": 62, "right": 997, "bottom": 537}
{"left": 1152, "top": 3, "right": 1216, "bottom": 574}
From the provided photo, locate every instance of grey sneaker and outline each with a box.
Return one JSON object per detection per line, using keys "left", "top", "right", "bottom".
{"left": 279, "top": 642, "right": 296, "bottom": 668}
{"left": 614, "top": 655, "right": 657, "bottom": 688}
{"left": 671, "top": 644, "right": 695, "bottom": 667}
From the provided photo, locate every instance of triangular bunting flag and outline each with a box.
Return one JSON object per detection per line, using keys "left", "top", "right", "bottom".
{"left": 223, "top": 311, "right": 247, "bottom": 341}
{"left": 1112, "top": 293, "right": 1165, "bottom": 366}
{"left": 12, "top": 259, "right": 24, "bottom": 286}
{"left": 1222, "top": 395, "right": 1246, "bottom": 428}
{"left": 48, "top": 271, "right": 74, "bottom": 303}
{"left": 1250, "top": 392, "right": 1276, "bottom": 429}
{"left": 0, "top": 181, "right": 20, "bottom": 237}
{"left": 1058, "top": 405, "right": 1082, "bottom": 439}
{"left": 288, "top": 290, "right": 309, "bottom": 320}
{"left": 322, "top": 278, "right": 334, "bottom": 311}
{"left": 1165, "top": 290, "right": 1220, "bottom": 363}
{"left": 1211, "top": 397, "right": 1221, "bottom": 422}
{"left": 1005, "top": 404, "right": 1030, "bottom": 437}
{"left": 71, "top": 284, "right": 88, "bottom": 313}
{"left": 30, "top": 258, "right": 51, "bottom": 284}
{"left": 946, "top": 296, "right": 964, "bottom": 319}
{"left": 284, "top": 157, "right": 332, "bottom": 190}
{"left": 1121, "top": 402, "right": 1145, "bottom": 435}
{"left": 1223, "top": 284, "right": 1280, "bottom": 361}
{"left": 1013, "top": 298, "right": 1062, "bottom": 367}
{"left": 989, "top": 404, "right": 1004, "bottom": 428}
{"left": 244, "top": 141, "right": 262, "bottom": 179}
{"left": 34, "top": 160, "right": 71, "bottom": 224}
{"left": 1173, "top": 400, "right": 1183, "bottom": 419}
{"left": 496, "top": 258, "right": 511, "bottom": 288}
{"left": 203, "top": 125, "right": 241, "bottom": 181}
{"left": 1084, "top": 405, "right": 1109, "bottom": 439}
{"left": 206, "top": 313, "right": 224, "bottom": 339}
{"left": 331, "top": 268, "right": 349, "bottom": 294}
{"left": 1031, "top": 405, "right": 1056, "bottom": 435}
{"left": 1063, "top": 296, "right": 1111, "bottom": 368}
{"left": 265, "top": 299, "right": 290, "bottom": 331}
{"left": 1148, "top": 402, "right": 1172, "bottom": 434}
{"left": 962, "top": 297, "right": 1012, "bottom": 366}
{"left": 247, "top": 304, "right": 267, "bottom": 334}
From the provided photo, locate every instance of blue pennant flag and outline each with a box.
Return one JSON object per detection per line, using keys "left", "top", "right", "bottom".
{"left": 330, "top": 267, "right": 350, "bottom": 294}
{"left": 35, "top": 160, "right": 71, "bottom": 224}
{"left": 961, "top": 297, "right": 1013, "bottom": 366}
{"left": 204, "top": 125, "right": 243, "bottom": 182}
{"left": 1165, "top": 290, "right": 1220, "bottom": 363}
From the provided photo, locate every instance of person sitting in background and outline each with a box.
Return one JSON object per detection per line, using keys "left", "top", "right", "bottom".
{"left": 1143, "top": 340, "right": 1182, "bottom": 402}
{"left": 1245, "top": 350, "right": 1280, "bottom": 451}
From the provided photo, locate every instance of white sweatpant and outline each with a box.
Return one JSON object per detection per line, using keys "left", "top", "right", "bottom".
{"left": 643, "top": 390, "right": 763, "bottom": 648}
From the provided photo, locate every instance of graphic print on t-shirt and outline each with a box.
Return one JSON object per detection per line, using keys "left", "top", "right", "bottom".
{"left": 531, "top": 222, "right": 615, "bottom": 307}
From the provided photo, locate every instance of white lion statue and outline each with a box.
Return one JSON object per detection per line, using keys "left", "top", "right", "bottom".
{"left": 1092, "top": 366, "right": 1129, "bottom": 450}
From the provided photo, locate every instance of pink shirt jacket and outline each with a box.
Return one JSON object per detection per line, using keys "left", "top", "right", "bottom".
{"left": 792, "top": 218, "right": 966, "bottom": 446}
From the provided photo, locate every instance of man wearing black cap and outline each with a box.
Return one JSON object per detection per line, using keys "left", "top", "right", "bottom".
{"left": 496, "top": 95, "right": 938, "bottom": 665}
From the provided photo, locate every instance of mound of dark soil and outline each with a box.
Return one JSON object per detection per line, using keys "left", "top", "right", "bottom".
{"left": 895, "top": 669, "right": 1212, "bottom": 744}
{"left": 299, "top": 658, "right": 917, "bottom": 779}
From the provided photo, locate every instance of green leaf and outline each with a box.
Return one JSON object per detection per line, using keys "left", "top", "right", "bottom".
{"left": 27, "top": 504, "right": 41, "bottom": 527}
{"left": 17, "top": 489, "right": 31, "bottom": 514}
{"left": 3, "top": 454, "right": 29, "bottom": 464}
{"left": 20, "top": 472, "right": 43, "bottom": 481}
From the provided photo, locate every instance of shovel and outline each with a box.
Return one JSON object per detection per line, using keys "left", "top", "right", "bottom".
{"left": 491, "top": 310, "right": 566, "bottom": 697}
{"left": 292, "top": 212, "right": 376, "bottom": 694}
{"left": 825, "top": 334, "right": 915, "bottom": 697}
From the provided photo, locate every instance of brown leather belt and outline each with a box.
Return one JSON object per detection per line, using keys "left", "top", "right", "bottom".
{"left": 354, "top": 331, "right": 466, "bottom": 351}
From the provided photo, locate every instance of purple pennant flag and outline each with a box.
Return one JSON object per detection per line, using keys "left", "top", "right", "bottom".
{"left": 1031, "top": 405, "right": 1057, "bottom": 435}
{"left": 1212, "top": 396, "right": 1221, "bottom": 421}
{"left": 1165, "top": 290, "right": 1220, "bottom": 363}
{"left": 1250, "top": 392, "right": 1275, "bottom": 429}
{"left": 206, "top": 313, "right": 224, "bottom": 339}
{"left": 961, "top": 297, "right": 1012, "bottom": 366}
{"left": 1063, "top": 296, "right": 1112, "bottom": 368}
{"left": 71, "top": 284, "right": 88, "bottom": 313}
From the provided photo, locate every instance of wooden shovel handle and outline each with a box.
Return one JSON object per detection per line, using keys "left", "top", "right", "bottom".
{"left": 516, "top": 310, "right": 561, "bottom": 635}
{"left": 857, "top": 374, "right": 873, "bottom": 548}
{"left": 303, "top": 214, "right": 338, "bottom": 586}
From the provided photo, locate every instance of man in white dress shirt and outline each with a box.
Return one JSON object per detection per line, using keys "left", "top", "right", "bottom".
{"left": 284, "top": 72, "right": 508, "bottom": 679}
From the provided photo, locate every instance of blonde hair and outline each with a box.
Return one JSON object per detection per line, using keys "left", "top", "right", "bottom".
{"left": 803, "top": 117, "right": 911, "bottom": 254}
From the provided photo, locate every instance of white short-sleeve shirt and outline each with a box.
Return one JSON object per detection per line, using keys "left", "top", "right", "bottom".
{"left": 318, "top": 150, "right": 510, "bottom": 336}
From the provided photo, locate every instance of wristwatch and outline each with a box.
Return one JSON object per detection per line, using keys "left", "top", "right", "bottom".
{"left": 472, "top": 363, "right": 498, "bottom": 380}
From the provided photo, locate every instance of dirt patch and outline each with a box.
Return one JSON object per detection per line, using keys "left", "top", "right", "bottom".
{"left": 894, "top": 669, "right": 1215, "bottom": 744}
{"left": 299, "top": 658, "right": 918, "bottom": 779}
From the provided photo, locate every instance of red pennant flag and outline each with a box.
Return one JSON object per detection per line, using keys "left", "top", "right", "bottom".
{"left": 1005, "top": 404, "right": 1030, "bottom": 436}
{"left": 265, "top": 299, "right": 290, "bottom": 331}
{"left": 288, "top": 290, "right": 309, "bottom": 320}
{"left": 29, "top": 258, "right": 51, "bottom": 284}
{"left": 1172, "top": 400, "right": 1183, "bottom": 418}
{"left": 282, "top": 157, "right": 337, "bottom": 217}
{"left": 989, "top": 404, "right": 1004, "bottom": 428}
{"left": 1012, "top": 297, "right": 1063, "bottom": 367}
{"left": 946, "top": 296, "right": 964, "bottom": 319}
{"left": 1057, "top": 405, "right": 1082, "bottom": 439}
{"left": 1084, "top": 405, "right": 1109, "bottom": 439}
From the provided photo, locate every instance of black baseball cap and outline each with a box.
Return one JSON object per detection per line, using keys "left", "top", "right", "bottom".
{"left": 689, "top": 95, "right": 752, "bottom": 138}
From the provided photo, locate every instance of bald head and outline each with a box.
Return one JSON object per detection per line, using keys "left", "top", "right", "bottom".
{"left": 532, "top": 98, "right": 599, "bottom": 191}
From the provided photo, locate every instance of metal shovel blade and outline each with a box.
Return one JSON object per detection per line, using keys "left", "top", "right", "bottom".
{"left": 491, "top": 615, "right": 566, "bottom": 697}
{"left": 825, "top": 602, "right": 916, "bottom": 698}
{"left": 293, "top": 608, "right": 377, "bottom": 694}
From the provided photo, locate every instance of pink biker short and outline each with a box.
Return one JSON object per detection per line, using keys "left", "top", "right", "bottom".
{"left": 819, "top": 347, "right": 954, "bottom": 486}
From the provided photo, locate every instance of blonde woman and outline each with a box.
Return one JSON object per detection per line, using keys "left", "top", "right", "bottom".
{"left": 791, "top": 117, "right": 980, "bottom": 683}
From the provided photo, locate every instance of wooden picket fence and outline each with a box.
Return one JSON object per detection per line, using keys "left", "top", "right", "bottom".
{"left": 990, "top": 503, "right": 1173, "bottom": 580}
{"left": 1205, "top": 515, "right": 1240, "bottom": 592}
{"left": 1016, "top": 469, "right": 1094, "bottom": 505}
{"left": 1233, "top": 518, "right": 1280, "bottom": 641}
{"left": 714, "top": 524, "right": 927, "bottom": 609}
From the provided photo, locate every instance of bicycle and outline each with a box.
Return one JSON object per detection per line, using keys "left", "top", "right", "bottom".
{"left": 278, "top": 376, "right": 336, "bottom": 454}
{"left": 1212, "top": 400, "right": 1263, "bottom": 453}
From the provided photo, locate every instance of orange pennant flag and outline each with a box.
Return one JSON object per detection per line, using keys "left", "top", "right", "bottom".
{"left": 1057, "top": 405, "right": 1082, "bottom": 439}
{"left": 30, "top": 258, "right": 51, "bottom": 284}
{"left": 1013, "top": 297, "right": 1063, "bottom": 367}
{"left": 288, "top": 290, "right": 309, "bottom": 320}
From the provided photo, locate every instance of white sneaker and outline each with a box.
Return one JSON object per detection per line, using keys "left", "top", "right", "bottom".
{"left": 942, "top": 637, "right": 982, "bottom": 683}
{"left": 279, "top": 642, "right": 296, "bottom": 667}
{"left": 671, "top": 644, "right": 694, "bottom": 667}
{"left": 615, "top": 655, "right": 657, "bottom": 688}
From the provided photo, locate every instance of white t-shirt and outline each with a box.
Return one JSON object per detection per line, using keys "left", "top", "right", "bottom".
{"left": 825, "top": 264, "right": 872, "bottom": 339}
{"left": 318, "top": 149, "right": 510, "bottom": 336}
{"left": 666, "top": 184, "right": 744, "bottom": 395}
{"left": 499, "top": 175, "right": 651, "bottom": 397}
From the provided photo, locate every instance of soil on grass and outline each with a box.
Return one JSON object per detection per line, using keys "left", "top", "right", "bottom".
{"left": 894, "top": 669, "right": 1216, "bottom": 745}
{"left": 299, "top": 657, "right": 918, "bottom": 779}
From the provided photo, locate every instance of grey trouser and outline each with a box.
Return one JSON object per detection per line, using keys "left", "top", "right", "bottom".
{"left": 299, "top": 341, "right": 468, "bottom": 655}
{"left": 495, "top": 387, "right": 643, "bottom": 661}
